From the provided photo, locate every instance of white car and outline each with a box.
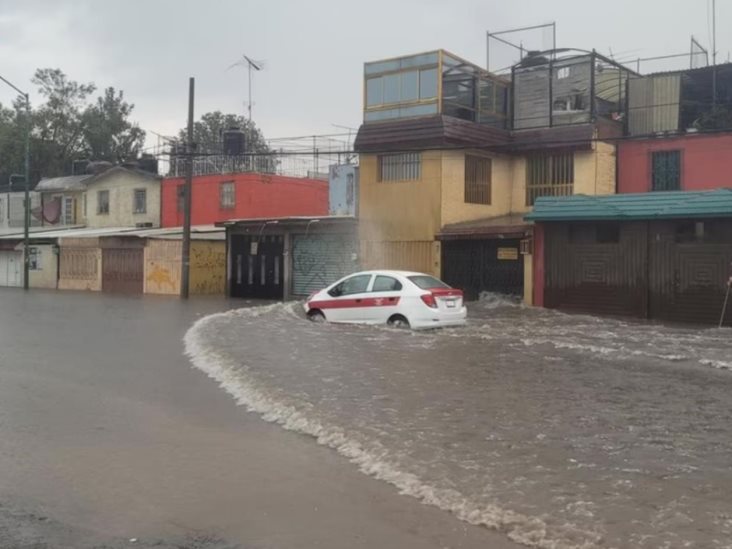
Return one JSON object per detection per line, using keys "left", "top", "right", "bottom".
{"left": 304, "top": 270, "right": 467, "bottom": 330}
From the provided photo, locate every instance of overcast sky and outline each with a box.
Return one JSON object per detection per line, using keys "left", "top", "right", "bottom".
{"left": 0, "top": 0, "right": 729, "bottom": 148}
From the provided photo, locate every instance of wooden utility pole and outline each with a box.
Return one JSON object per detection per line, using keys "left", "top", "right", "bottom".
{"left": 180, "top": 77, "right": 195, "bottom": 299}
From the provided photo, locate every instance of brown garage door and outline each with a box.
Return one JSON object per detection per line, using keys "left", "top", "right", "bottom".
{"left": 102, "top": 248, "right": 144, "bottom": 294}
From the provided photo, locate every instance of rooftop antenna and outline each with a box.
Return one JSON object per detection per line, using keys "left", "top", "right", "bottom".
{"left": 228, "top": 54, "right": 265, "bottom": 121}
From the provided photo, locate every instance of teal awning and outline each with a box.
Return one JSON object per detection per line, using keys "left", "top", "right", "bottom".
{"left": 525, "top": 189, "right": 732, "bottom": 222}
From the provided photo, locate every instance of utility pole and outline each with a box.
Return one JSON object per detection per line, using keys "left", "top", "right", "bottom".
{"left": 712, "top": 0, "right": 717, "bottom": 108}
{"left": 180, "top": 77, "right": 195, "bottom": 299}
{"left": 22, "top": 93, "right": 30, "bottom": 291}
{"left": 0, "top": 74, "right": 32, "bottom": 291}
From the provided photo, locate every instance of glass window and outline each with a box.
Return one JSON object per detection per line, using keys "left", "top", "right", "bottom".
{"left": 330, "top": 274, "right": 372, "bottom": 296}
{"left": 419, "top": 68, "right": 438, "bottom": 99}
{"left": 408, "top": 275, "right": 450, "bottom": 289}
{"left": 383, "top": 73, "right": 400, "bottom": 104}
{"left": 372, "top": 276, "right": 403, "bottom": 292}
{"left": 220, "top": 181, "right": 235, "bottom": 209}
{"left": 401, "top": 71, "right": 419, "bottom": 102}
{"left": 365, "top": 59, "right": 400, "bottom": 75}
{"left": 97, "top": 190, "right": 109, "bottom": 215}
{"left": 366, "top": 77, "right": 383, "bottom": 106}
{"left": 400, "top": 52, "right": 439, "bottom": 69}
{"left": 652, "top": 150, "right": 681, "bottom": 191}
{"left": 133, "top": 189, "right": 146, "bottom": 214}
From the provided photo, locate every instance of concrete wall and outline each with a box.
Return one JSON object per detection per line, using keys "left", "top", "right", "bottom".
{"left": 57, "top": 238, "right": 102, "bottom": 291}
{"left": 0, "top": 192, "right": 42, "bottom": 229}
{"left": 144, "top": 239, "right": 225, "bottom": 295}
{"left": 85, "top": 172, "right": 160, "bottom": 228}
{"left": 618, "top": 133, "right": 732, "bottom": 193}
{"left": 574, "top": 142, "right": 616, "bottom": 196}
{"left": 160, "top": 173, "right": 328, "bottom": 228}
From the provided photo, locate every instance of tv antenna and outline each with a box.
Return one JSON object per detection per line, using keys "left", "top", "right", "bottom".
{"left": 228, "top": 54, "right": 265, "bottom": 121}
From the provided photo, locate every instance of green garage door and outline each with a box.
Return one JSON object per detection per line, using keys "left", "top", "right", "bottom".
{"left": 292, "top": 234, "right": 358, "bottom": 297}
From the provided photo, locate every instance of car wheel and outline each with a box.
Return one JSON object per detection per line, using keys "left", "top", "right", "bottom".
{"left": 387, "top": 315, "right": 410, "bottom": 329}
{"left": 307, "top": 310, "right": 326, "bottom": 323}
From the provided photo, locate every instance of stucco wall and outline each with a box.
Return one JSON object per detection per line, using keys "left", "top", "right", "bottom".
{"left": 617, "top": 133, "right": 732, "bottom": 193}
{"left": 27, "top": 244, "right": 58, "bottom": 289}
{"left": 440, "top": 150, "right": 514, "bottom": 226}
{"left": 85, "top": 172, "right": 160, "bottom": 228}
{"left": 358, "top": 151, "right": 442, "bottom": 275}
{"left": 574, "top": 142, "right": 616, "bottom": 196}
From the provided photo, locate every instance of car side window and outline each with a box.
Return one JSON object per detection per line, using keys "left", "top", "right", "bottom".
{"left": 329, "top": 274, "right": 372, "bottom": 297}
{"left": 371, "top": 275, "right": 402, "bottom": 292}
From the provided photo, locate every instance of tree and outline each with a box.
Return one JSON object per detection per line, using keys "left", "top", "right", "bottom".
{"left": 82, "top": 87, "right": 145, "bottom": 162}
{"left": 32, "top": 68, "right": 96, "bottom": 176}
{"left": 0, "top": 101, "right": 28, "bottom": 187}
{"left": 178, "top": 111, "right": 271, "bottom": 154}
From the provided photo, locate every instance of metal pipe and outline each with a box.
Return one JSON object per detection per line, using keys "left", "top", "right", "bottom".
{"left": 180, "top": 77, "right": 195, "bottom": 300}
{"left": 720, "top": 281, "right": 730, "bottom": 328}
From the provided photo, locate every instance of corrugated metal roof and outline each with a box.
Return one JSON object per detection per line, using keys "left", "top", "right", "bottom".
{"left": 35, "top": 175, "right": 92, "bottom": 192}
{"left": 0, "top": 225, "right": 223, "bottom": 241}
{"left": 525, "top": 189, "right": 732, "bottom": 221}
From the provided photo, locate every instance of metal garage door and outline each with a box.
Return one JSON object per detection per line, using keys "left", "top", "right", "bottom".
{"left": 292, "top": 234, "right": 357, "bottom": 297}
{"left": 0, "top": 251, "right": 22, "bottom": 287}
{"left": 442, "top": 239, "right": 524, "bottom": 301}
{"left": 102, "top": 248, "right": 144, "bottom": 294}
{"left": 229, "top": 234, "right": 284, "bottom": 299}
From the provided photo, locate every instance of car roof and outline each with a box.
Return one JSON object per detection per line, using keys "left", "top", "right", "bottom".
{"left": 353, "top": 270, "right": 434, "bottom": 277}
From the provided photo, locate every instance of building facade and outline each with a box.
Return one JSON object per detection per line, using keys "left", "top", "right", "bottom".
{"left": 355, "top": 49, "right": 627, "bottom": 303}
{"left": 160, "top": 172, "right": 329, "bottom": 228}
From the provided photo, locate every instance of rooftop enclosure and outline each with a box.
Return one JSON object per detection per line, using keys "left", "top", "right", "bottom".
{"left": 628, "top": 64, "right": 732, "bottom": 135}
{"left": 513, "top": 50, "right": 632, "bottom": 130}
{"left": 364, "top": 50, "right": 509, "bottom": 128}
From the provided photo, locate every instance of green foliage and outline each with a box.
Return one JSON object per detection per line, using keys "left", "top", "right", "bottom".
{"left": 0, "top": 68, "right": 147, "bottom": 184}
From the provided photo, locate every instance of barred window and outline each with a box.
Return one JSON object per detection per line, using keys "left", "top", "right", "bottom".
{"left": 97, "top": 190, "right": 109, "bottom": 215}
{"left": 464, "top": 155, "right": 492, "bottom": 205}
{"left": 378, "top": 152, "right": 421, "bottom": 182}
{"left": 526, "top": 152, "right": 574, "bottom": 206}
{"left": 133, "top": 189, "right": 147, "bottom": 214}
{"left": 651, "top": 150, "right": 681, "bottom": 191}
{"left": 220, "top": 181, "right": 235, "bottom": 209}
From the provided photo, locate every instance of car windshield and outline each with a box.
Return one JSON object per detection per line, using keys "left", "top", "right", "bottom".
{"left": 407, "top": 275, "right": 450, "bottom": 289}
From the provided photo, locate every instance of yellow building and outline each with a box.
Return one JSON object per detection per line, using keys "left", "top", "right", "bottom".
{"left": 355, "top": 49, "right": 628, "bottom": 304}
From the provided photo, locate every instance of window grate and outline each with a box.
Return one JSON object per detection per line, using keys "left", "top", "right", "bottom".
{"left": 526, "top": 152, "right": 574, "bottom": 206}
{"left": 651, "top": 150, "right": 681, "bottom": 191}
{"left": 378, "top": 152, "right": 421, "bottom": 182}
{"left": 219, "top": 181, "right": 235, "bottom": 209}
{"left": 133, "top": 189, "right": 147, "bottom": 214}
{"left": 464, "top": 155, "right": 492, "bottom": 205}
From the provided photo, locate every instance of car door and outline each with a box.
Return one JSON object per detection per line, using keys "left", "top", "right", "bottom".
{"left": 364, "top": 274, "right": 404, "bottom": 323}
{"left": 324, "top": 273, "right": 373, "bottom": 323}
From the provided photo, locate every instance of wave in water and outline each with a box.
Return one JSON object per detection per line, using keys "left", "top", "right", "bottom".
{"left": 184, "top": 304, "right": 603, "bottom": 549}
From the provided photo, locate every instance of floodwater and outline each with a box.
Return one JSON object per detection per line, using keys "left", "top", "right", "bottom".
{"left": 186, "top": 296, "right": 732, "bottom": 549}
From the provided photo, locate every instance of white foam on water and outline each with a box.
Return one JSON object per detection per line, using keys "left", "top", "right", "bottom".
{"left": 184, "top": 304, "right": 605, "bottom": 549}
{"left": 699, "top": 359, "right": 732, "bottom": 371}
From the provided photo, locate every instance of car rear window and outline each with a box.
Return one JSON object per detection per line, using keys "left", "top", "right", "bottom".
{"left": 407, "top": 275, "right": 450, "bottom": 289}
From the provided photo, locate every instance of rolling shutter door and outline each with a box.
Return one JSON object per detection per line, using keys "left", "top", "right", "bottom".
{"left": 292, "top": 234, "right": 357, "bottom": 297}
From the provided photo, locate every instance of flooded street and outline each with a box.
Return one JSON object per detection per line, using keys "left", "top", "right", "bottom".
{"left": 187, "top": 297, "right": 732, "bottom": 549}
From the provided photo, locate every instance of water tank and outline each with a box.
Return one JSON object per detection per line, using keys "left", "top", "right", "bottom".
{"left": 138, "top": 154, "right": 159, "bottom": 175}
{"left": 86, "top": 160, "right": 114, "bottom": 175}
{"left": 72, "top": 159, "right": 89, "bottom": 175}
{"left": 223, "top": 128, "right": 247, "bottom": 156}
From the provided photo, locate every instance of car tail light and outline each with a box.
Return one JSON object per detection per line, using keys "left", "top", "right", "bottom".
{"left": 420, "top": 294, "right": 438, "bottom": 308}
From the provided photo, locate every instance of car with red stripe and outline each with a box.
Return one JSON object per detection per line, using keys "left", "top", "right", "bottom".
{"left": 304, "top": 270, "right": 466, "bottom": 330}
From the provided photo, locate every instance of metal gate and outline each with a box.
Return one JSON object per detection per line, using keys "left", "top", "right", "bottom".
{"left": 102, "top": 248, "right": 144, "bottom": 294}
{"left": 229, "top": 234, "right": 284, "bottom": 299}
{"left": 292, "top": 234, "right": 357, "bottom": 297}
{"left": 0, "top": 251, "right": 22, "bottom": 287}
{"left": 442, "top": 239, "right": 523, "bottom": 300}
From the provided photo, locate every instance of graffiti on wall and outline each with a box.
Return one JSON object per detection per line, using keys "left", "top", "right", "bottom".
{"left": 292, "top": 235, "right": 358, "bottom": 295}
{"left": 190, "top": 243, "right": 226, "bottom": 294}
{"left": 146, "top": 265, "right": 177, "bottom": 292}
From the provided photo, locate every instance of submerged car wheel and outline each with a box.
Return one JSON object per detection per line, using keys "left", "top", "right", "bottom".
{"left": 387, "top": 315, "right": 410, "bottom": 329}
{"left": 307, "top": 310, "right": 326, "bottom": 323}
